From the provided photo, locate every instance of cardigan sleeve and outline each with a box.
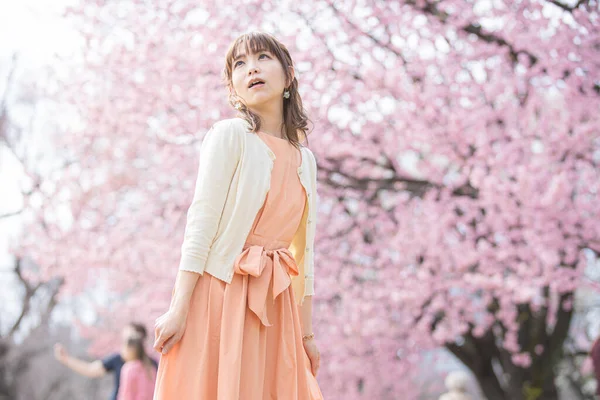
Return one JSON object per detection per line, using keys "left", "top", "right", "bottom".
{"left": 178, "top": 120, "right": 242, "bottom": 274}
{"left": 304, "top": 149, "right": 318, "bottom": 296}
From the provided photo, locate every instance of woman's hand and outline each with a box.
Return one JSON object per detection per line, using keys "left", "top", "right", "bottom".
{"left": 153, "top": 309, "right": 188, "bottom": 355}
{"left": 303, "top": 338, "right": 321, "bottom": 376}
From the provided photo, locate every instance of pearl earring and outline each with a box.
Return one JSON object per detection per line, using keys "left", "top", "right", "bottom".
{"left": 283, "top": 90, "right": 290, "bottom": 99}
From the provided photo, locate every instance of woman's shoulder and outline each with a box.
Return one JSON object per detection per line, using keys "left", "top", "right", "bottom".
{"left": 211, "top": 117, "right": 250, "bottom": 135}
{"left": 300, "top": 146, "right": 317, "bottom": 168}
{"left": 201, "top": 118, "right": 247, "bottom": 150}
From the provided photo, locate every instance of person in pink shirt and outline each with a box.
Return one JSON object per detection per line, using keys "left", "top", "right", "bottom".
{"left": 118, "top": 336, "right": 157, "bottom": 400}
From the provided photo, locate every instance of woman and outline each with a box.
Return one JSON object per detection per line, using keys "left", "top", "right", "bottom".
{"left": 152, "top": 31, "right": 323, "bottom": 399}
{"left": 118, "top": 336, "right": 157, "bottom": 400}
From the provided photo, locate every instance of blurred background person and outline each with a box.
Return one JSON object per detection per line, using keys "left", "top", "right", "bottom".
{"left": 439, "top": 371, "right": 473, "bottom": 400}
{"left": 118, "top": 335, "right": 157, "bottom": 400}
{"left": 54, "top": 322, "right": 156, "bottom": 400}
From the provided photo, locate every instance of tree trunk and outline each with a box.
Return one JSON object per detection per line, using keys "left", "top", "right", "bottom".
{"left": 0, "top": 338, "right": 16, "bottom": 400}
{"left": 446, "top": 291, "right": 575, "bottom": 400}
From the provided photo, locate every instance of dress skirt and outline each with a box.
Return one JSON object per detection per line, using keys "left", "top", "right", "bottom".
{"left": 153, "top": 131, "right": 323, "bottom": 399}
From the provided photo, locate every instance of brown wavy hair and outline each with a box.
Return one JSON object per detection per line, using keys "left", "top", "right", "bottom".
{"left": 222, "top": 32, "right": 311, "bottom": 148}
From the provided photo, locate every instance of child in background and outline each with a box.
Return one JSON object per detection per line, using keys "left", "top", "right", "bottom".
{"left": 118, "top": 336, "right": 157, "bottom": 400}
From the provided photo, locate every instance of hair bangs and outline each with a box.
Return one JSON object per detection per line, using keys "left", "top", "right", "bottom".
{"left": 227, "top": 32, "right": 282, "bottom": 71}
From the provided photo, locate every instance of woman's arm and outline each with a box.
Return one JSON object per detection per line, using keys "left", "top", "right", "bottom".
{"left": 53, "top": 343, "right": 109, "bottom": 378}
{"left": 179, "top": 121, "right": 242, "bottom": 275}
{"left": 298, "top": 295, "right": 313, "bottom": 336}
{"left": 299, "top": 294, "right": 320, "bottom": 376}
{"left": 299, "top": 148, "right": 319, "bottom": 332}
{"left": 300, "top": 150, "right": 321, "bottom": 377}
{"left": 168, "top": 270, "right": 199, "bottom": 315}
{"left": 154, "top": 121, "right": 241, "bottom": 354}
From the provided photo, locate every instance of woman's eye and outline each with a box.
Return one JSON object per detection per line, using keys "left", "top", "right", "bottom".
{"left": 234, "top": 54, "right": 268, "bottom": 68}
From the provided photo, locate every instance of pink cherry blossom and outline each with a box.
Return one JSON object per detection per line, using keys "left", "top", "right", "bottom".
{"left": 13, "top": 1, "right": 600, "bottom": 398}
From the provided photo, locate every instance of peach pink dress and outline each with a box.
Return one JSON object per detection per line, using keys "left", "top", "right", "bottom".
{"left": 153, "top": 131, "right": 323, "bottom": 400}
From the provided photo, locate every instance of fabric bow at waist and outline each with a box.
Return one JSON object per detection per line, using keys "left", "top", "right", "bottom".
{"left": 233, "top": 245, "right": 299, "bottom": 326}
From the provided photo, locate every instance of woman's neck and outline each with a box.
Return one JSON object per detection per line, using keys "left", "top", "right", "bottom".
{"left": 251, "top": 110, "right": 284, "bottom": 138}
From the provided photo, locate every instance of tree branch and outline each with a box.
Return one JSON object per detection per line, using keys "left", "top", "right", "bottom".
{"left": 446, "top": 330, "right": 507, "bottom": 400}
{"left": 0, "top": 53, "right": 18, "bottom": 144}
{"left": 545, "top": 0, "right": 590, "bottom": 12}
{"left": 0, "top": 209, "right": 23, "bottom": 219}
{"left": 325, "top": 0, "right": 407, "bottom": 65}
{"left": 8, "top": 258, "right": 42, "bottom": 338}
{"left": 406, "top": 0, "right": 538, "bottom": 66}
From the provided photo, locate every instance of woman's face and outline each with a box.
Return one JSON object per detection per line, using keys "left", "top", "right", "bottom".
{"left": 231, "top": 47, "right": 292, "bottom": 110}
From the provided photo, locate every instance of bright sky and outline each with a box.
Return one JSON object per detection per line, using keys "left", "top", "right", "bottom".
{"left": 0, "top": 0, "right": 83, "bottom": 340}
{"left": 0, "top": 0, "right": 73, "bottom": 259}
{"left": 0, "top": 0, "right": 77, "bottom": 58}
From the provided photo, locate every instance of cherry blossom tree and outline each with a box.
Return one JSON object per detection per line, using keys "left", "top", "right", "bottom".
{"left": 0, "top": 54, "right": 113, "bottom": 400}
{"left": 15, "top": 0, "right": 600, "bottom": 399}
